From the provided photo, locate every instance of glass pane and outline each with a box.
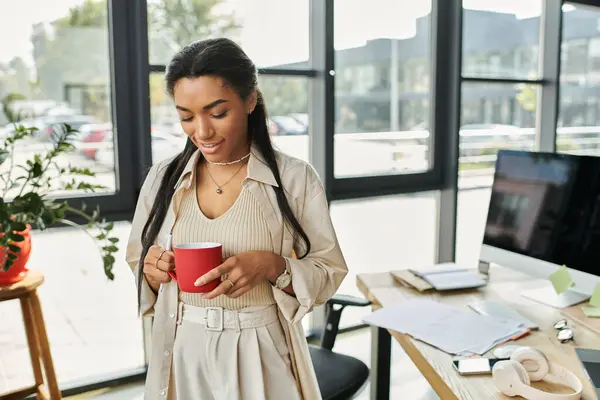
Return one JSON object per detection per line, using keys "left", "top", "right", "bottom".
{"left": 0, "top": 1, "right": 117, "bottom": 199}
{"left": 2, "top": 224, "right": 144, "bottom": 393}
{"left": 0, "top": 3, "right": 142, "bottom": 392}
{"left": 331, "top": 192, "right": 438, "bottom": 329}
{"left": 147, "top": 0, "right": 309, "bottom": 69}
{"left": 455, "top": 83, "right": 538, "bottom": 266}
{"left": 462, "top": 0, "right": 542, "bottom": 79}
{"left": 149, "top": 73, "right": 309, "bottom": 165}
{"left": 260, "top": 76, "right": 309, "bottom": 163}
{"left": 333, "top": 0, "right": 433, "bottom": 178}
{"left": 148, "top": 72, "right": 186, "bottom": 165}
{"left": 557, "top": 3, "right": 600, "bottom": 156}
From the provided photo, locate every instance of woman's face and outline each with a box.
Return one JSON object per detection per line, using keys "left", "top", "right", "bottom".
{"left": 173, "top": 76, "right": 256, "bottom": 162}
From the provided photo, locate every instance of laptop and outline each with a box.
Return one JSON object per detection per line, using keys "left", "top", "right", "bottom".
{"left": 575, "top": 348, "right": 600, "bottom": 396}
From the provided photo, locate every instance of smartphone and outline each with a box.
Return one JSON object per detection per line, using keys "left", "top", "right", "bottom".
{"left": 452, "top": 357, "right": 509, "bottom": 376}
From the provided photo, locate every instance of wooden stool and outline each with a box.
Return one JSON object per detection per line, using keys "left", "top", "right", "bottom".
{"left": 0, "top": 271, "right": 61, "bottom": 400}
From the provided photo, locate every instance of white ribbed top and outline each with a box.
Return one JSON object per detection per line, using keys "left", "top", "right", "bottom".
{"left": 172, "top": 182, "right": 276, "bottom": 309}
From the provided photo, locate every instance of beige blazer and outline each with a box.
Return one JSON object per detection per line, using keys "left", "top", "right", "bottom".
{"left": 126, "top": 145, "right": 348, "bottom": 400}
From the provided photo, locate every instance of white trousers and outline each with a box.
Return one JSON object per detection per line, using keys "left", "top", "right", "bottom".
{"left": 171, "top": 303, "right": 302, "bottom": 400}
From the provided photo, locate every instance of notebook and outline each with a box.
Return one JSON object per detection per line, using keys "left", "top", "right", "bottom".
{"left": 391, "top": 270, "right": 433, "bottom": 292}
{"left": 409, "top": 263, "right": 487, "bottom": 291}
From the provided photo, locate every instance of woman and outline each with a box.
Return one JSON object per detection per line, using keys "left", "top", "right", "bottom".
{"left": 126, "top": 38, "right": 348, "bottom": 400}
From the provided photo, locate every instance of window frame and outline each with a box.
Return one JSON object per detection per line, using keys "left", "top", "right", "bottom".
{"left": 325, "top": 0, "right": 449, "bottom": 202}
{"left": 14, "top": 0, "right": 576, "bottom": 396}
{"left": 448, "top": 0, "right": 563, "bottom": 266}
{"left": 35, "top": 0, "right": 154, "bottom": 224}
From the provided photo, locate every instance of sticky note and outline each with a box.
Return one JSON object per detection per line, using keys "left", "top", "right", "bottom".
{"left": 581, "top": 305, "right": 600, "bottom": 318}
{"left": 589, "top": 283, "right": 600, "bottom": 308}
{"left": 548, "top": 265, "right": 574, "bottom": 294}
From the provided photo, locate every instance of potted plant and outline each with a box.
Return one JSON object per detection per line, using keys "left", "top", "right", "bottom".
{"left": 0, "top": 100, "right": 118, "bottom": 284}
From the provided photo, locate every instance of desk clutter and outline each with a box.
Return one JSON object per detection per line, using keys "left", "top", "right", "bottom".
{"left": 557, "top": 280, "right": 600, "bottom": 338}
{"left": 358, "top": 263, "right": 600, "bottom": 400}
{"left": 363, "top": 298, "right": 532, "bottom": 356}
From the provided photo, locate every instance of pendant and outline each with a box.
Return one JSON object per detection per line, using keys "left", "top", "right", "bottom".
{"left": 216, "top": 187, "right": 222, "bottom": 194}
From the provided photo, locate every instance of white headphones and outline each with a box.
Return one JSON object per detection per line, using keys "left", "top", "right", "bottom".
{"left": 492, "top": 346, "right": 583, "bottom": 400}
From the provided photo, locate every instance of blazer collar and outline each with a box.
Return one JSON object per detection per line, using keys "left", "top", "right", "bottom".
{"left": 173, "top": 144, "right": 279, "bottom": 191}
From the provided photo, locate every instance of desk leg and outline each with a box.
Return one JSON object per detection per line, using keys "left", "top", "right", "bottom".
{"left": 370, "top": 326, "right": 391, "bottom": 400}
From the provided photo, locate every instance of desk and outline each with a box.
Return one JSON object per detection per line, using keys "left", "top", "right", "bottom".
{"left": 357, "top": 266, "right": 600, "bottom": 400}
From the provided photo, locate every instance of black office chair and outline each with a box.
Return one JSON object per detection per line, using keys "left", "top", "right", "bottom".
{"left": 309, "top": 294, "right": 371, "bottom": 400}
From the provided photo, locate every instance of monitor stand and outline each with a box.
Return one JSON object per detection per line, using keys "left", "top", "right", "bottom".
{"left": 478, "top": 260, "right": 490, "bottom": 276}
{"left": 522, "top": 285, "right": 589, "bottom": 309}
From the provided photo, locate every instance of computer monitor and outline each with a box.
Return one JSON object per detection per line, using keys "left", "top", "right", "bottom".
{"left": 479, "top": 149, "right": 600, "bottom": 308}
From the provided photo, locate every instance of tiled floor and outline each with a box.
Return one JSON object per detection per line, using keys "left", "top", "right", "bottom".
{"left": 66, "top": 328, "right": 439, "bottom": 400}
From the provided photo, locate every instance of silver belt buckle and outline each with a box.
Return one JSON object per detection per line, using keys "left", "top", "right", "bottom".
{"left": 204, "top": 307, "right": 224, "bottom": 331}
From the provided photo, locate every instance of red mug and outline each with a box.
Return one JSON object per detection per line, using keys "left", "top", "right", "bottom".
{"left": 169, "top": 242, "right": 222, "bottom": 293}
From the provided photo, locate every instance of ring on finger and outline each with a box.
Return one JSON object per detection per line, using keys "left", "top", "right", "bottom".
{"left": 226, "top": 278, "right": 235, "bottom": 288}
{"left": 155, "top": 250, "right": 167, "bottom": 269}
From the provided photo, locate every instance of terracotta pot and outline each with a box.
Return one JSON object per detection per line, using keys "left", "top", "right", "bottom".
{"left": 0, "top": 224, "right": 32, "bottom": 285}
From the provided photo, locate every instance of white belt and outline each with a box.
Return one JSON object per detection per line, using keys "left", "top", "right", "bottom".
{"left": 177, "top": 303, "right": 279, "bottom": 332}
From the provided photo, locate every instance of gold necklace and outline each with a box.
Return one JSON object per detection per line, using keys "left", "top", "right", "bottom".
{"left": 205, "top": 162, "right": 246, "bottom": 194}
{"left": 205, "top": 152, "right": 251, "bottom": 166}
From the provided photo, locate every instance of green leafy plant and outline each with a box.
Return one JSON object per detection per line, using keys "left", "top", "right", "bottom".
{"left": 0, "top": 105, "right": 118, "bottom": 279}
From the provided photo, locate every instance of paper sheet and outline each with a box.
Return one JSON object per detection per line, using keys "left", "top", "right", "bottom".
{"left": 363, "top": 299, "right": 524, "bottom": 355}
{"left": 468, "top": 300, "right": 538, "bottom": 330}
{"left": 549, "top": 265, "right": 574, "bottom": 294}
{"left": 581, "top": 305, "right": 600, "bottom": 318}
{"left": 589, "top": 283, "right": 600, "bottom": 308}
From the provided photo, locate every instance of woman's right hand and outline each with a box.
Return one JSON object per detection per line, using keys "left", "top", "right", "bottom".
{"left": 143, "top": 245, "right": 175, "bottom": 293}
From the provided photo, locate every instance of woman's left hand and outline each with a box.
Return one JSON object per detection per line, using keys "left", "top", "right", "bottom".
{"left": 194, "top": 251, "right": 285, "bottom": 299}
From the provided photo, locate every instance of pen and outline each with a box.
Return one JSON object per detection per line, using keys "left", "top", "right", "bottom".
{"left": 166, "top": 232, "right": 173, "bottom": 251}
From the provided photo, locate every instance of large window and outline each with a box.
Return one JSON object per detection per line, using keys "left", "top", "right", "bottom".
{"left": 4, "top": 0, "right": 583, "bottom": 396}
{"left": 455, "top": 1, "right": 543, "bottom": 267}
{"left": 333, "top": 0, "right": 433, "bottom": 178}
{"left": 147, "top": 1, "right": 312, "bottom": 167}
{"left": 259, "top": 76, "right": 309, "bottom": 163}
{"left": 462, "top": 0, "right": 541, "bottom": 79}
{"left": 459, "top": 83, "right": 538, "bottom": 188}
{"left": 0, "top": 1, "right": 144, "bottom": 393}
{"left": 146, "top": 72, "right": 185, "bottom": 166}
{"left": 147, "top": 0, "right": 309, "bottom": 70}
{"left": 456, "top": 84, "right": 539, "bottom": 267}
{"left": 0, "top": 1, "right": 118, "bottom": 198}
{"left": 557, "top": 3, "right": 600, "bottom": 157}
